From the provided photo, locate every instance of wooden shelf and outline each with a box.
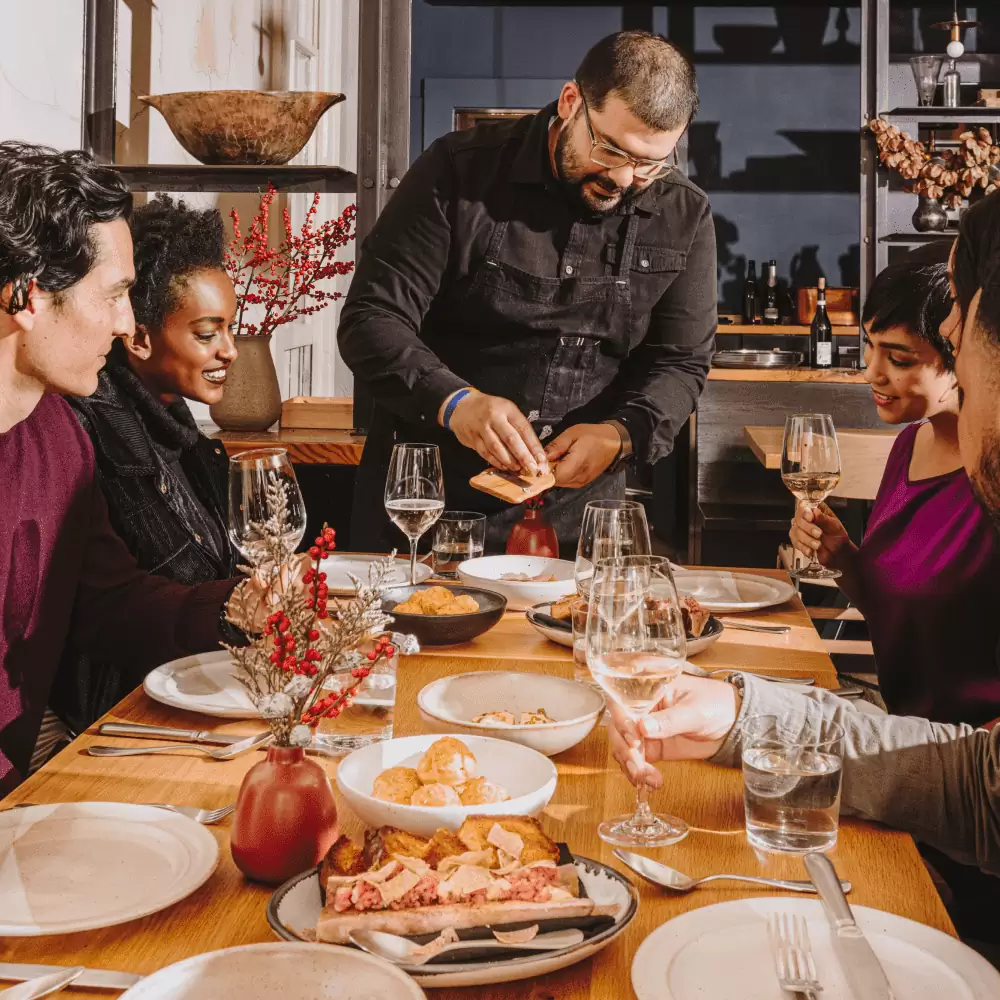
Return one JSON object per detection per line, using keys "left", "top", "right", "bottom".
{"left": 709, "top": 367, "right": 868, "bottom": 385}
{"left": 878, "top": 232, "right": 956, "bottom": 244}
{"left": 881, "top": 107, "right": 1000, "bottom": 125}
{"left": 114, "top": 164, "right": 357, "bottom": 194}
{"left": 718, "top": 321, "right": 858, "bottom": 337}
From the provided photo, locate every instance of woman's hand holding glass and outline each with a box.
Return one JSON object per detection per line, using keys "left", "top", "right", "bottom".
{"left": 789, "top": 502, "right": 856, "bottom": 571}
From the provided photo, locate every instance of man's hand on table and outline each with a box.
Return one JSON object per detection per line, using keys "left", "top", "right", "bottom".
{"left": 444, "top": 391, "right": 550, "bottom": 476}
{"left": 545, "top": 424, "right": 621, "bottom": 489}
{"left": 608, "top": 674, "right": 742, "bottom": 789}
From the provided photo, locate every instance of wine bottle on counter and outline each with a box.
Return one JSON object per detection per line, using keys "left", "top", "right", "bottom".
{"left": 811, "top": 277, "right": 834, "bottom": 369}
{"left": 742, "top": 259, "right": 758, "bottom": 324}
{"left": 762, "top": 260, "right": 779, "bottom": 325}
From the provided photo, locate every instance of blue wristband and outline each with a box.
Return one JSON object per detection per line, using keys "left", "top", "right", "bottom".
{"left": 442, "top": 388, "right": 473, "bottom": 429}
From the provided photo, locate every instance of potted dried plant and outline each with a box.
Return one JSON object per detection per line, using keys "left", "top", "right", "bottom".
{"left": 225, "top": 476, "right": 416, "bottom": 884}
{"left": 210, "top": 188, "right": 356, "bottom": 431}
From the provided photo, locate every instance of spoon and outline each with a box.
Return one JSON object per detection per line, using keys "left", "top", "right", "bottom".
{"left": 85, "top": 731, "right": 272, "bottom": 760}
{"left": 614, "top": 850, "right": 852, "bottom": 895}
{"left": 349, "top": 928, "right": 585, "bottom": 966}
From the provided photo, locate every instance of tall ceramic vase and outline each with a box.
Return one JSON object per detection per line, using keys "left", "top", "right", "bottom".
{"left": 210, "top": 334, "right": 282, "bottom": 432}
{"left": 230, "top": 745, "right": 339, "bottom": 885}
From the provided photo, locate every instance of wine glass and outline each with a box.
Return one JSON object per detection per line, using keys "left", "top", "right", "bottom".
{"left": 587, "top": 554, "right": 689, "bottom": 847}
{"left": 781, "top": 414, "right": 842, "bottom": 582}
{"left": 228, "top": 448, "right": 307, "bottom": 568}
{"left": 385, "top": 443, "right": 445, "bottom": 585}
{"left": 575, "top": 500, "right": 651, "bottom": 599}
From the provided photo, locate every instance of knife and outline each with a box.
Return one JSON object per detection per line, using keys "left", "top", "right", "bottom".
{"left": 804, "top": 853, "right": 895, "bottom": 999}
{"left": 0, "top": 963, "right": 142, "bottom": 990}
{"left": 98, "top": 723, "right": 253, "bottom": 745}
{"left": 0, "top": 967, "right": 85, "bottom": 999}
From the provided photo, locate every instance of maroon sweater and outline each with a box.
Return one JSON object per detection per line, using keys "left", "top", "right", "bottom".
{"left": 0, "top": 395, "right": 236, "bottom": 792}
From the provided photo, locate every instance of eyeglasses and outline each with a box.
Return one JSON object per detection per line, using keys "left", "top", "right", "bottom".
{"left": 577, "top": 84, "right": 674, "bottom": 181}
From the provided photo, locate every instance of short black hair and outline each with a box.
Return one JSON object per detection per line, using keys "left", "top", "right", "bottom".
{"left": 575, "top": 31, "right": 698, "bottom": 132}
{"left": 862, "top": 242, "right": 955, "bottom": 369}
{"left": 0, "top": 141, "right": 132, "bottom": 308}
{"left": 954, "top": 192, "right": 1000, "bottom": 347}
{"left": 129, "top": 195, "right": 226, "bottom": 332}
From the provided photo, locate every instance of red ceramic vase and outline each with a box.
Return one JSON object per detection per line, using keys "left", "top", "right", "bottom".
{"left": 230, "top": 744, "right": 339, "bottom": 885}
{"left": 506, "top": 506, "right": 559, "bottom": 558}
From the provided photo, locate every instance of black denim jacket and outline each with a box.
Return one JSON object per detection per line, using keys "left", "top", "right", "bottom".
{"left": 52, "top": 358, "right": 236, "bottom": 731}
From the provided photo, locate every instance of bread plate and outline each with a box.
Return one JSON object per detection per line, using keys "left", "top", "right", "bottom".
{"left": 267, "top": 855, "right": 638, "bottom": 988}
{"left": 335, "top": 734, "right": 557, "bottom": 838}
{"left": 417, "top": 671, "right": 605, "bottom": 756}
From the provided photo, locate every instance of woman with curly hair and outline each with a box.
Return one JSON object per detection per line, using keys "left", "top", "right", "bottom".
{"left": 53, "top": 195, "right": 239, "bottom": 730}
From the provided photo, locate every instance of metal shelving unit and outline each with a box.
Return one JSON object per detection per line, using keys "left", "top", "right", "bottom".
{"left": 113, "top": 164, "right": 357, "bottom": 194}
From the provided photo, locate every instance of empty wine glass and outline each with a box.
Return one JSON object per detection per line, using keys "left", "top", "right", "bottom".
{"left": 575, "top": 500, "right": 651, "bottom": 599}
{"left": 228, "top": 448, "right": 307, "bottom": 568}
{"left": 781, "top": 414, "right": 842, "bottom": 582}
{"left": 385, "top": 443, "right": 445, "bottom": 585}
{"left": 587, "top": 554, "right": 688, "bottom": 847}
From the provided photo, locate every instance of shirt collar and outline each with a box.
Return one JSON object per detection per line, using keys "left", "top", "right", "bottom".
{"left": 508, "top": 100, "right": 663, "bottom": 216}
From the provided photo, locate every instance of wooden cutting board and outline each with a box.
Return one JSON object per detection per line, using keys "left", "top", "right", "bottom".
{"left": 470, "top": 467, "right": 555, "bottom": 503}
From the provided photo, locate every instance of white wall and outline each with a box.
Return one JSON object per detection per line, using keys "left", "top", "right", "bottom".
{"left": 0, "top": 0, "right": 84, "bottom": 148}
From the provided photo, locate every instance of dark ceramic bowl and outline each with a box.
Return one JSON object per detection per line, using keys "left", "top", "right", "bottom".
{"left": 381, "top": 585, "right": 506, "bottom": 646}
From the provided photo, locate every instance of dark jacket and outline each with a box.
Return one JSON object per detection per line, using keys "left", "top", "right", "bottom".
{"left": 52, "top": 355, "right": 236, "bottom": 731}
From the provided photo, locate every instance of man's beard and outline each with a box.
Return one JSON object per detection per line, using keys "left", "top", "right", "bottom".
{"left": 970, "top": 432, "right": 1000, "bottom": 526}
{"left": 554, "top": 125, "right": 641, "bottom": 215}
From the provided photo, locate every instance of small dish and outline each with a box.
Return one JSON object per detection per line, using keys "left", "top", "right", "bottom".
{"left": 381, "top": 585, "right": 506, "bottom": 646}
{"left": 417, "top": 671, "right": 604, "bottom": 756}
{"left": 457, "top": 555, "right": 576, "bottom": 611}
{"left": 335, "top": 733, "right": 557, "bottom": 837}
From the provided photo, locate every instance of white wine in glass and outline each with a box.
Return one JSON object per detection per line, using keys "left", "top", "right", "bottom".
{"left": 385, "top": 444, "right": 445, "bottom": 585}
{"left": 781, "top": 413, "right": 842, "bottom": 582}
{"left": 587, "top": 555, "right": 689, "bottom": 848}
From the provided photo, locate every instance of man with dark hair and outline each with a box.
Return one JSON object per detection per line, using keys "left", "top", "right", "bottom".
{"left": 340, "top": 31, "right": 715, "bottom": 551}
{"left": 0, "top": 142, "right": 262, "bottom": 792}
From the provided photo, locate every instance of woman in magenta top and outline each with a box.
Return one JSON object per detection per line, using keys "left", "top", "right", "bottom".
{"left": 791, "top": 246, "right": 1000, "bottom": 726}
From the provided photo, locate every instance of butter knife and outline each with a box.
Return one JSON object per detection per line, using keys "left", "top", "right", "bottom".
{"left": 804, "top": 853, "right": 895, "bottom": 999}
{"left": 0, "top": 964, "right": 141, "bottom": 991}
{"left": 0, "top": 967, "right": 84, "bottom": 998}
{"left": 98, "top": 723, "right": 253, "bottom": 745}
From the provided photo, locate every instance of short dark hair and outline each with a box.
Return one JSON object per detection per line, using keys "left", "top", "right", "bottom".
{"left": 0, "top": 141, "right": 132, "bottom": 309}
{"left": 954, "top": 192, "right": 1000, "bottom": 346}
{"left": 863, "top": 242, "right": 955, "bottom": 369}
{"left": 129, "top": 195, "right": 226, "bottom": 332}
{"left": 575, "top": 31, "right": 698, "bottom": 132}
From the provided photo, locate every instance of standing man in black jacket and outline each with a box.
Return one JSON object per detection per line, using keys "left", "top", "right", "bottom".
{"left": 339, "top": 31, "right": 717, "bottom": 551}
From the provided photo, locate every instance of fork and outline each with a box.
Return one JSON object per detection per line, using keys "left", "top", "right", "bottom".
{"left": 147, "top": 803, "right": 235, "bottom": 824}
{"left": 768, "top": 912, "right": 824, "bottom": 998}
{"left": 86, "top": 731, "right": 271, "bottom": 760}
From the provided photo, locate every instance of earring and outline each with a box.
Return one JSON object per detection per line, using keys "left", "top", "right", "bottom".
{"left": 2, "top": 274, "right": 32, "bottom": 315}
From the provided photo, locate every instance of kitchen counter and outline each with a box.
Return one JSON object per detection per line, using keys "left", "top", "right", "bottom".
{"left": 708, "top": 367, "right": 867, "bottom": 384}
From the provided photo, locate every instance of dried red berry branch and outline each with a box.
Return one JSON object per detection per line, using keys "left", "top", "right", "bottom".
{"left": 224, "top": 185, "right": 357, "bottom": 338}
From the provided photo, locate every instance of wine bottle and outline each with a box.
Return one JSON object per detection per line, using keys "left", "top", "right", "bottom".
{"left": 811, "top": 277, "right": 833, "bottom": 369}
{"left": 763, "top": 261, "right": 779, "bottom": 325}
{"left": 742, "top": 260, "right": 758, "bottom": 324}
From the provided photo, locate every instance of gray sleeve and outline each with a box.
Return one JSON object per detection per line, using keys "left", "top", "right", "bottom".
{"left": 711, "top": 675, "right": 1000, "bottom": 874}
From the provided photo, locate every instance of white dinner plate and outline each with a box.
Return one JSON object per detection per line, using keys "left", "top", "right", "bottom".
{"left": 268, "top": 855, "right": 637, "bottom": 988}
{"left": 320, "top": 554, "right": 432, "bottom": 595}
{"left": 672, "top": 569, "right": 796, "bottom": 613}
{"left": 144, "top": 651, "right": 391, "bottom": 719}
{"left": 631, "top": 897, "right": 1000, "bottom": 1000}
{"left": 119, "top": 942, "right": 425, "bottom": 999}
{"left": 0, "top": 803, "right": 219, "bottom": 936}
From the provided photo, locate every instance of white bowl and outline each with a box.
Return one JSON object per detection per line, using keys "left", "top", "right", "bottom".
{"left": 457, "top": 555, "right": 576, "bottom": 611}
{"left": 417, "top": 671, "right": 605, "bottom": 756}
{"left": 335, "top": 733, "right": 557, "bottom": 838}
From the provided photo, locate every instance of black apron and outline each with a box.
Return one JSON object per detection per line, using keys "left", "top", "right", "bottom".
{"left": 353, "top": 157, "right": 642, "bottom": 556}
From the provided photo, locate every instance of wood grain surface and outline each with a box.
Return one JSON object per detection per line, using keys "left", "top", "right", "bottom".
{"left": 205, "top": 425, "right": 364, "bottom": 465}
{"left": 0, "top": 604, "right": 953, "bottom": 998}
{"left": 709, "top": 368, "right": 869, "bottom": 384}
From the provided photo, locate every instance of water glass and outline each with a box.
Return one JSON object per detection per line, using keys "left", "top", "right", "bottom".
{"left": 742, "top": 714, "right": 844, "bottom": 854}
{"left": 575, "top": 500, "right": 651, "bottom": 598}
{"left": 433, "top": 511, "right": 486, "bottom": 578}
{"left": 313, "top": 643, "right": 398, "bottom": 755}
{"left": 910, "top": 55, "right": 943, "bottom": 107}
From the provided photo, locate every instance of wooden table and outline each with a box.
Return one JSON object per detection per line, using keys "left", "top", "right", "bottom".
{"left": 744, "top": 424, "right": 898, "bottom": 502}
{"left": 0, "top": 591, "right": 952, "bottom": 998}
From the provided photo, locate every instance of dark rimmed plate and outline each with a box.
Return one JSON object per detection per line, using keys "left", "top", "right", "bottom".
{"left": 382, "top": 585, "right": 506, "bottom": 646}
{"left": 267, "top": 854, "right": 639, "bottom": 987}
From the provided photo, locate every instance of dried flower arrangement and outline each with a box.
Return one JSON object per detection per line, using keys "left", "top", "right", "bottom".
{"left": 869, "top": 119, "right": 1000, "bottom": 208}
{"left": 225, "top": 476, "right": 417, "bottom": 747}
{"left": 224, "top": 186, "right": 357, "bottom": 337}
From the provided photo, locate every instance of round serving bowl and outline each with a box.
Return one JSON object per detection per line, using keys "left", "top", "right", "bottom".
{"left": 457, "top": 555, "right": 576, "bottom": 612}
{"left": 381, "top": 585, "right": 506, "bottom": 646}
{"left": 139, "top": 90, "right": 345, "bottom": 165}
{"left": 417, "top": 671, "right": 605, "bottom": 756}
{"left": 335, "top": 733, "right": 557, "bottom": 838}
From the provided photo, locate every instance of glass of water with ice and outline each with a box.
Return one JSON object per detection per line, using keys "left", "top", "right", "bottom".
{"left": 741, "top": 714, "right": 844, "bottom": 854}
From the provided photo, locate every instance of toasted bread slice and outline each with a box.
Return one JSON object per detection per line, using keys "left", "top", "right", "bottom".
{"left": 549, "top": 595, "right": 578, "bottom": 621}
{"left": 321, "top": 835, "right": 369, "bottom": 884}
{"left": 376, "top": 826, "right": 432, "bottom": 862}
{"left": 457, "top": 815, "right": 560, "bottom": 865}
{"left": 424, "top": 828, "right": 472, "bottom": 868}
